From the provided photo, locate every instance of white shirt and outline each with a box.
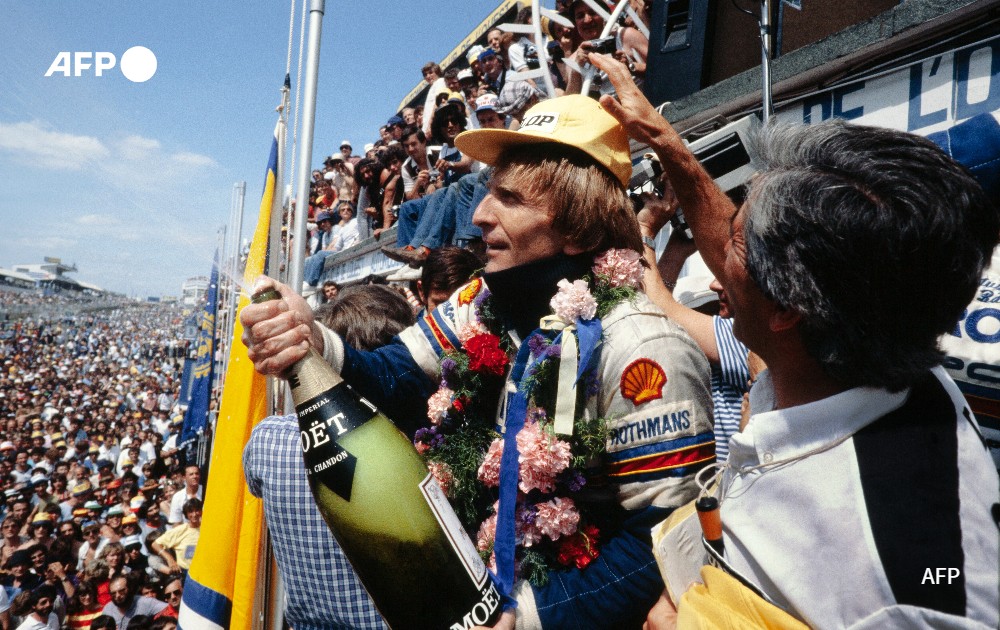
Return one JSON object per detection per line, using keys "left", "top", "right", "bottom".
{"left": 16, "top": 613, "right": 58, "bottom": 630}
{"left": 720, "top": 367, "right": 999, "bottom": 629}
{"left": 169, "top": 485, "right": 204, "bottom": 525}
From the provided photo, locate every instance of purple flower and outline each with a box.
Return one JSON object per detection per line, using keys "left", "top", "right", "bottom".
{"left": 440, "top": 357, "right": 458, "bottom": 387}
{"left": 584, "top": 370, "right": 600, "bottom": 398}
{"left": 527, "top": 333, "right": 549, "bottom": 357}
{"left": 414, "top": 426, "right": 445, "bottom": 448}
{"left": 517, "top": 503, "right": 538, "bottom": 526}
{"left": 543, "top": 343, "right": 562, "bottom": 361}
{"left": 560, "top": 469, "right": 587, "bottom": 492}
{"left": 473, "top": 287, "right": 492, "bottom": 310}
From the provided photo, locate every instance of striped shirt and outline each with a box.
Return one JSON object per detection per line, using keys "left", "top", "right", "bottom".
{"left": 711, "top": 316, "right": 750, "bottom": 462}
{"left": 243, "top": 415, "right": 387, "bottom": 630}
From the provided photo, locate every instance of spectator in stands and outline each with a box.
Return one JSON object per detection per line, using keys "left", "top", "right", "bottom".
{"left": 400, "top": 126, "right": 438, "bottom": 202}
{"left": 338, "top": 140, "right": 359, "bottom": 168}
{"left": 167, "top": 466, "right": 201, "bottom": 526}
{"left": 65, "top": 580, "right": 103, "bottom": 630}
{"left": 430, "top": 103, "right": 475, "bottom": 187}
{"left": 159, "top": 576, "right": 183, "bottom": 618}
{"left": 355, "top": 157, "right": 386, "bottom": 234}
{"left": 14, "top": 585, "right": 58, "bottom": 630}
{"left": 479, "top": 49, "right": 506, "bottom": 96}
{"left": 421, "top": 62, "right": 449, "bottom": 137}
{"left": 474, "top": 94, "right": 506, "bottom": 130}
{"left": 151, "top": 498, "right": 201, "bottom": 575}
{"left": 375, "top": 144, "right": 408, "bottom": 238}
{"left": 401, "top": 108, "right": 416, "bottom": 126}
{"left": 487, "top": 27, "right": 503, "bottom": 53}
{"left": 385, "top": 115, "right": 405, "bottom": 142}
{"left": 328, "top": 201, "right": 360, "bottom": 252}
{"left": 320, "top": 281, "right": 340, "bottom": 304}
{"left": 101, "top": 576, "right": 166, "bottom": 628}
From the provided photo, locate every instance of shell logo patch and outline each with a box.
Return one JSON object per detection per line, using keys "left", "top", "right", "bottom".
{"left": 458, "top": 278, "right": 484, "bottom": 306}
{"left": 620, "top": 358, "right": 667, "bottom": 405}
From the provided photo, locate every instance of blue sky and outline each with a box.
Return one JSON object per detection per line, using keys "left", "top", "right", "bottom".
{"left": 0, "top": 0, "right": 503, "bottom": 297}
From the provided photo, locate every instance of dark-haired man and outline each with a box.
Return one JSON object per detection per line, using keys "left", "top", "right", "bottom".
{"left": 594, "top": 52, "right": 1000, "bottom": 627}
{"left": 241, "top": 94, "right": 713, "bottom": 628}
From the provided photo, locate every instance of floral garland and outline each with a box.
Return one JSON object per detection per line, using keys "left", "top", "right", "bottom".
{"left": 414, "top": 249, "right": 644, "bottom": 586}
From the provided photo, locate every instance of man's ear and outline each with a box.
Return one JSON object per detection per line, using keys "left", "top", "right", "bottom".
{"left": 769, "top": 305, "right": 800, "bottom": 333}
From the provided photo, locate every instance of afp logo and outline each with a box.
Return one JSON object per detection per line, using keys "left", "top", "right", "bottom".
{"left": 44, "top": 46, "right": 157, "bottom": 83}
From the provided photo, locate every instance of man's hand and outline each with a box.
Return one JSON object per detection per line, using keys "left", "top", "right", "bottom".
{"left": 239, "top": 277, "right": 322, "bottom": 375}
{"left": 591, "top": 53, "right": 670, "bottom": 148}
{"left": 636, "top": 176, "right": 681, "bottom": 238}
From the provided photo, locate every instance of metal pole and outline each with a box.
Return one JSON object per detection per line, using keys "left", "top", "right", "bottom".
{"left": 287, "top": 0, "right": 325, "bottom": 295}
{"left": 760, "top": 0, "right": 774, "bottom": 123}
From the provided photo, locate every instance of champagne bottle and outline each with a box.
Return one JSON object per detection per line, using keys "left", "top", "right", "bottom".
{"left": 253, "top": 288, "right": 503, "bottom": 630}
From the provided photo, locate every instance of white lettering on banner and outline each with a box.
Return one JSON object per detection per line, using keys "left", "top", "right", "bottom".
{"left": 921, "top": 567, "right": 961, "bottom": 584}
{"left": 449, "top": 581, "right": 501, "bottom": 630}
{"left": 775, "top": 36, "right": 1000, "bottom": 135}
{"left": 312, "top": 450, "right": 349, "bottom": 473}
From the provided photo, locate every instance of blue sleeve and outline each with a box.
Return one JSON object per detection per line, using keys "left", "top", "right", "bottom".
{"left": 530, "top": 506, "right": 671, "bottom": 629}
{"left": 341, "top": 337, "right": 436, "bottom": 439}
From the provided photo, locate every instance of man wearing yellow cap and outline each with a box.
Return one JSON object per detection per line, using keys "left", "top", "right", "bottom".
{"left": 242, "top": 94, "right": 713, "bottom": 628}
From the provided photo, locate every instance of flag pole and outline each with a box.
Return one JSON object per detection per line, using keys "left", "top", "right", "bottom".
{"left": 286, "top": 0, "right": 326, "bottom": 294}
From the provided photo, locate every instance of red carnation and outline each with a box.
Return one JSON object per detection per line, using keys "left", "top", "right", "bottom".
{"left": 464, "top": 333, "right": 509, "bottom": 376}
{"left": 555, "top": 525, "right": 600, "bottom": 569}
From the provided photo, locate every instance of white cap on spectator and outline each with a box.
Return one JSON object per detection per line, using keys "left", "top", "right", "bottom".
{"left": 467, "top": 45, "right": 485, "bottom": 64}
{"left": 457, "top": 69, "right": 475, "bottom": 82}
{"left": 364, "top": 143, "right": 375, "bottom": 153}
{"left": 475, "top": 94, "right": 499, "bottom": 113}
{"left": 673, "top": 275, "right": 718, "bottom": 310}
{"left": 340, "top": 140, "right": 352, "bottom": 148}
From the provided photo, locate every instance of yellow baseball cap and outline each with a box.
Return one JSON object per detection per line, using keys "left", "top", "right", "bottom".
{"left": 454, "top": 94, "right": 631, "bottom": 186}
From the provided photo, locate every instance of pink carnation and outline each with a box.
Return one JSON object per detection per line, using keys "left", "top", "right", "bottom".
{"left": 593, "top": 248, "right": 644, "bottom": 289}
{"left": 549, "top": 279, "right": 597, "bottom": 322}
{"left": 457, "top": 320, "right": 489, "bottom": 344}
{"left": 534, "top": 497, "right": 580, "bottom": 541}
{"left": 516, "top": 421, "right": 572, "bottom": 494}
{"left": 477, "top": 438, "right": 504, "bottom": 487}
{"left": 426, "top": 386, "right": 454, "bottom": 425}
{"left": 477, "top": 512, "right": 497, "bottom": 552}
{"left": 428, "top": 461, "right": 454, "bottom": 495}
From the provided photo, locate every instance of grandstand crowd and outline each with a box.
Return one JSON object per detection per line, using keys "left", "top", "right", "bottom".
{"left": 301, "top": 0, "right": 652, "bottom": 288}
{"left": 0, "top": 290, "right": 197, "bottom": 629}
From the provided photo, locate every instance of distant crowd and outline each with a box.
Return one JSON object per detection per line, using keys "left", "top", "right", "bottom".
{"left": 0, "top": 290, "right": 201, "bottom": 630}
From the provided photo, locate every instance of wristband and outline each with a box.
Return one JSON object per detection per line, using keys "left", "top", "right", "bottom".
{"left": 642, "top": 235, "right": 656, "bottom": 249}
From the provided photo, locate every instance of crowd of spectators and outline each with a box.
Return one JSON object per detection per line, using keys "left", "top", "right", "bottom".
{"left": 0, "top": 290, "right": 200, "bottom": 629}
{"left": 301, "top": 0, "right": 652, "bottom": 289}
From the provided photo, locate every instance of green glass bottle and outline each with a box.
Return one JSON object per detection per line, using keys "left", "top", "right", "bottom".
{"left": 253, "top": 288, "right": 502, "bottom": 630}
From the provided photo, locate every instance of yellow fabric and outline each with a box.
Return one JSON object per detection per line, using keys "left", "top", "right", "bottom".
{"left": 677, "top": 565, "right": 809, "bottom": 630}
{"left": 180, "top": 122, "right": 279, "bottom": 630}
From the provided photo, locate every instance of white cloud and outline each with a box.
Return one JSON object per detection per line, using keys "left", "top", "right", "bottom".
{"left": 118, "top": 135, "right": 162, "bottom": 160}
{"left": 0, "top": 120, "right": 109, "bottom": 169}
{"left": 171, "top": 151, "right": 216, "bottom": 167}
{"left": 16, "top": 235, "right": 75, "bottom": 250}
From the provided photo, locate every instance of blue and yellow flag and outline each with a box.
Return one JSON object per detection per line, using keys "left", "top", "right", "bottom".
{"left": 179, "top": 122, "right": 281, "bottom": 630}
{"left": 179, "top": 251, "right": 219, "bottom": 455}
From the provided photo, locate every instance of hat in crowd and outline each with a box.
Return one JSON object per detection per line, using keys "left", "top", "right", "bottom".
{"left": 446, "top": 91, "right": 466, "bottom": 106}
{"left": 54, "top": 440, "right": 66, "bottom": 448}
{"left": 386, "top": 265, "right": 423, "bottom": 282}
{"left": 315, "top": 211, "right": 335, "bottom": 224}
{"left": 3, "top": 489, "right": 20, "bottom": 499}
{"left": 475, "top": 93, "right": 499, "bottom": 113}
{"left": 107, "top": 505, "right": 125, "bottom": 517}
{"left": 81, "top": 520, "right": 100, "bottom": 533}
{"left": 106, "top": 478, "right": 123, "bottom": 490}
{"left": 386, "top": 115, "right": 405, "bottom": 128}
{"left": 31, "top": 512, "right": 55, "bottom": 525}
{"left": 467, "top": 45, "right": 486, "bottom": 65}
{"left": 30, "top": 474, "right": 48, "bottom": 487}
{"left": 71, "top": 481, "right": 92, "bottom": 497}
{"left": 0, "top": 441, "right": 14, "bottom": 451}
{"left": 122, "top": 513, "right": 139, "bottom": 525}
{"left": 122, "top": 534, "right": 142, "bottom": 549}
{"left": 120, "top": 459, "right": 134, "bottom": 469}
{"left": 30, "top": 430, "right": 43, "bottom": 439}
{"left": 457, "top": 68, "right": 475, "bottom": 83}
{"left": 478, "top": 48, "right": 497, "bottom": 63}
{"left": 496, "top": 81, "right": 540, "bottom": 118}
{"left": 455, "top": 94, "right": 631, "bottom": 186}
{"left": 72, "top": 508, "right": 90, "bottom": 518}
{"left": 88, "top": 445, "right": 100, "bottom": 454}
{"left": 328, "top": 154, "right": 344, "bottom": 163}
{"left": 83, "top": 500, "right": 102, "bottom": 511}
{"left": 171, "top": 415, "right": 183, "bottom": 426}
{"left": 674, "top": 275, "right": 719, "bottom": 310}
{"left": 363, "top": 142, "right": 375, "bottom": 153}
{"left": 340, "top": 139, "right": 352, "bottom": 149}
